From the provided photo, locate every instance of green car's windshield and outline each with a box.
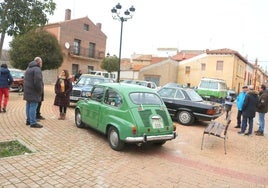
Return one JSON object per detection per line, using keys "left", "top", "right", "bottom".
{"left": 129, "top": 92, "right": 163, "bottom": 105}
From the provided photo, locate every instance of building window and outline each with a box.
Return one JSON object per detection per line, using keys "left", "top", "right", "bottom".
{"left": 201, "top": 63, "right": 206, "bottom": 71}
{"left": 72, "top": 64, "right": 79, "bottom": 75}
{"left": 74, "top": 39, "right": 81, "bottom": 55}
{"left": 216, "top": 61, "right": 223, "bottom": 70}
{"left": 89, "top": 42, "right": 95, "bottom": 58}
{"left": 88, "top": 66, "right": 94, "bottom": 73}
{"left": 84, "top": 24, "right": 89, "bottom": 31}
{"left": 185, "top": 66, "right": 190, "bottom": 74}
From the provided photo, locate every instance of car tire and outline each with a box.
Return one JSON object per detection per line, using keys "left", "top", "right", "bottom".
{"left": 108, "top": 126, "right": 125, "bottom": 151}
{"left": 75, "top": 109, "right": 85, "bottom": 128}
{"left": 18, "top": 84, "right": 24, "bottom": 92}
{"left": 177, "top": 110, "right": 194, "bottom": 125}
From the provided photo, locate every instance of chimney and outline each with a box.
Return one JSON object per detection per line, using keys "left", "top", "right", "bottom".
{"left": 96, "top": 23, "right": 102, "bottom": 30}
{"left": 65, "top": 9, "right": 71, "bottom": 21}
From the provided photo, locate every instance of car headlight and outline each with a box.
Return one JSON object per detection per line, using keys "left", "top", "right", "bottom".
{"left": 81, "top": 91, "right": 91, "bottom": 97}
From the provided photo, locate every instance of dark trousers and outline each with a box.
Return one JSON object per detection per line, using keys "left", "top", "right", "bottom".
{"left": 241, "top": 116, "right": 253, "bottom": 134}
{"left": 236, "top": 110, "right": 242, "bottom": 127}
{"left": 36, "top": 101, "right": 42, "bottom": 117}
{"left": 59, "top": 106, "right": 67, "bottom": 114}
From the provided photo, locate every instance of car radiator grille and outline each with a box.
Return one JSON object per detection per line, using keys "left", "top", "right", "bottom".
{"left": 70, "top": 90, "right": 81, "bottom": 97}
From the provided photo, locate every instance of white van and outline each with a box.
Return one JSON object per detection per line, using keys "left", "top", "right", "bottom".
{"left": 197, "top": 78, "right": 227, "bottom": 102}
{"left": 89, "top": 71, "right": 116, "bottom": 80}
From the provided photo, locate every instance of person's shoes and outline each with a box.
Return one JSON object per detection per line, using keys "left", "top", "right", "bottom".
{"left": 26, "top": 121, "right": 30, "bottom": 126}
{"left": 234, "top": 125, "right": 241, "bottom": 128}
{"left": 245, "top": 133, "right": 253, "bottom": 136}
{"left": 237, "top": 131, "right": 245, "bottom": 135}
{"left": 37, "top": 116, "right": 45, "bottom": 120}
{"left": 30, "top": 123, "right": 43, "bottom": 128}
{"left": 2, "top": 108, "right": 6, "bottom": 113}
{"left": 254, "top": 130, "right": 260, "bottom": 134}
{"left": 256, "top": 131, "right": 264, "bottom": 136}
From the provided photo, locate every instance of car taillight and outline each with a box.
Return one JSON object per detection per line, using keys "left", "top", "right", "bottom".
{"left": 207, "top": 109, "right": 216, "bottom": 115}
{"left": 132, "top": 126, "right": 137, "bottom": 134}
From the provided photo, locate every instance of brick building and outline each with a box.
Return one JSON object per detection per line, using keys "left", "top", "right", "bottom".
{"left": 43, "top": 9, "right": 107, "bottom": 83}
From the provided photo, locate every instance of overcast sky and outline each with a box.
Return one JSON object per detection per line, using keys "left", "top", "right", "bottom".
{"left": 3, "top": 0, "right": 268, "bottom": 69}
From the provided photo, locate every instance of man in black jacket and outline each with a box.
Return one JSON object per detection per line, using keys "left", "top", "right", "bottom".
{"left": 23, "top": 57, "right": 44, "bottom": 128}
{"left": 255, "top": 84, "right": 268, "bottom": 136}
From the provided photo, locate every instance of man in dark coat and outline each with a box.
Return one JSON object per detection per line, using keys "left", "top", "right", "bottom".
{"left": 238, "top": 85, "right": 259, "bottom": 136}
{"left": 23, "top": 57, "right": 44, "bottom": 128}
{"left": 255, "top": 84, "right": 268, "bottom": 136}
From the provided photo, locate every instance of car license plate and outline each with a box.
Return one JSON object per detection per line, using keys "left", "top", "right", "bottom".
{"left": 152, "top": 117, "right": 163, "bottom": 129}
{"left": 70, "top": 96, "right": 79, "bottom": 101}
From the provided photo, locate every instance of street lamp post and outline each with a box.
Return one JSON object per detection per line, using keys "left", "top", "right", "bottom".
{"left": 111, "top": 3, "right": 135, "bottom": 82}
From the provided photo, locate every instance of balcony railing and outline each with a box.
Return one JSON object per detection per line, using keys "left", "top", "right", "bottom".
{"left": 68, "top": 46, "right": 105, "bottom": 59}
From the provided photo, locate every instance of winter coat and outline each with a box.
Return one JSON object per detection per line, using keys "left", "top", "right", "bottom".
{"left": 236, "top": 91, "right": 247, "bottom": 111}
{"left": 242, "top": 90, "right": 259, "bottom": 118}
{"left": 23, "top": 61, "right": 44, "bottom": 102}
{"left": 54, "top": 77, "right": 72, "bottom": 107}
{"left": 256, "top": 89, "right": 268, "bottom": 113}
{"left": 0, "top": 68, "right": 13, "bottom": 88}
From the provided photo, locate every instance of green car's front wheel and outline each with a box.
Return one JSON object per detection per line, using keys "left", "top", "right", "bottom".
{"left": 75, "top": 109, "right": 85, "bottom": 128}
{"left": 108, "top": 126, "right": 125, "bottom": 151}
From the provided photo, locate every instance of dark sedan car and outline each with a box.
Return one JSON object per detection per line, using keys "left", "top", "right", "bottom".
{"left": 70, "top": 74, "right": 114, "bottom": 103}
{"left": 157, "top": 85, "right": 223, "bottom": 125}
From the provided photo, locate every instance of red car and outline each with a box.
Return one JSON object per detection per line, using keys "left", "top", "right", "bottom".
{"left": 9, "top": 69, "right": 24, "bottom": 92}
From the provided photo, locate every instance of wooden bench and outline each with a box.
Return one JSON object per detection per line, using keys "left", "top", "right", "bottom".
{"left": 201, "top": 112, "right": 232, "bottom": 154}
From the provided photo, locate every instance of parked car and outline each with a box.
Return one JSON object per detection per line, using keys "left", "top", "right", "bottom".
{"left": 75, "top": 83, "right": 177, "bottom": 151}
{"left": 9, "top": 69, "right": 24, "bottom": 92}
{"left": 197, "top": 77, "right": 227, "bottom": 103}
{"left": 70, "top": 74, "right": 114, "bottom": 103}
{"left": 120, "top": 80, "right": 158, "bottom": 90}
{"left": 157, "top": 84, "right": 223, "bottom": 125}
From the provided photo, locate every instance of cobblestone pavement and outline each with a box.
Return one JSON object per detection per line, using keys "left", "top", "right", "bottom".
{"left": 0, "top": 85, "right": 267, "bottom": 188}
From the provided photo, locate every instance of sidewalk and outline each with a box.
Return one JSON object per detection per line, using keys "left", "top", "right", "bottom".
{"left": 0, "top": 85, "right": 267, "bottom": 187}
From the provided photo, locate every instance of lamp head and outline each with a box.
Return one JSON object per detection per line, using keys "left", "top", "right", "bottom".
{"left": 124, "top": 10, "right": 130, "bottom": 16}
{"left": 111, "top": 7, "right": 117, "bottom": 13}
{"left": 129, "top": 6, "right": 135, "bottom": 12}
{"left": 115, "top": 3, "right": 122, "bottom": 9}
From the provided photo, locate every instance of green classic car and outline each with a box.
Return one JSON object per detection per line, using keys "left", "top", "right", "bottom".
{"left": 75, "top": 83, "right": 177, "bottom": 151}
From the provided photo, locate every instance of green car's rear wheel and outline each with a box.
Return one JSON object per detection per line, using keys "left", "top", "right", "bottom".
{"left": 108, "top": 126, "right": 125, "bottom": 151}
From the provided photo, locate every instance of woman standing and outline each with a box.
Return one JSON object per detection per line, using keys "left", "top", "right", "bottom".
{"left": 54, "top": 70, "right": 72, "bottom": 120}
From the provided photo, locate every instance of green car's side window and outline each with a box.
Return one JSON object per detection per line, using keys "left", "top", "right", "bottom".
{"left": 104, "top": 89, "right": 122, "bottom": 107}
{"left": 91, "top": 87, "right": 104, "bottom": 102}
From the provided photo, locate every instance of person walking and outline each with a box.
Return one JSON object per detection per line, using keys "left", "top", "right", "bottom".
{"left": 238, "top": 85, "right": 259, "bottom": 136}
{"left": 23, "top": 57, "right": 44, "bottom": 128}
{"left": 74, "top": 70, "right": 82, "bottom": 82}
{"left": 224, "top": 95, "right": 233, "bottom": 119}
{"left": 0, "top": 64, "right": 13, "bottom": 113}
{"left": 54, "top": 70, "right": 72, "bottom": 120}
{"left": 235, "top": 85, "right": 248, "bottom": 128}
{"left": 255, "top": 84, "right": 268, "bottom": 136}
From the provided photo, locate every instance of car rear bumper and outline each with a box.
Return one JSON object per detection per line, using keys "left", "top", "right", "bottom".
{"left": 193, "top": 112, "right": 223, "bottom": 121}
{"left": 125, "top": 131, "right": 177, "bottom": 143}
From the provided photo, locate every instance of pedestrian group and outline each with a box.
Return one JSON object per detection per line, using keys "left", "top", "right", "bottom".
{"left": 235, "top": 84, "right": 268, "bottom": 136}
